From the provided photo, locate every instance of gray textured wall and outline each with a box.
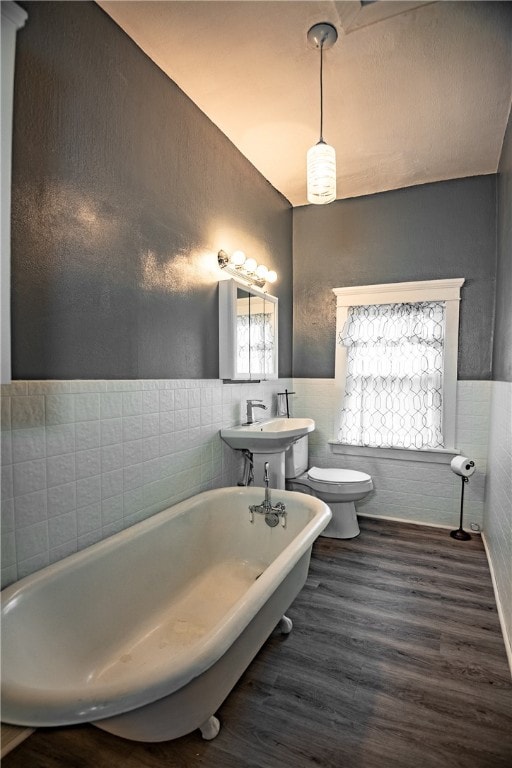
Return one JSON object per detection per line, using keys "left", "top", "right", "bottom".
{"left": 494, "top": 107, "right": 512, "bottom": 383}
{"left": 11, "top": 1, "right": 292, "bottom": 380}
{"left": 292, "top": 176, "right": 497, "bottom": 380}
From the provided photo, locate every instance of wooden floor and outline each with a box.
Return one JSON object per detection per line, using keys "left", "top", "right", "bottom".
{"left": 4, "top": 518, "right": 512, "bottom": 768}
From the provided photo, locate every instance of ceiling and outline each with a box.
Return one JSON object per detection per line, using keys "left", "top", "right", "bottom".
{"left": 98, "top": 1, "right": 512, "bottom": 206}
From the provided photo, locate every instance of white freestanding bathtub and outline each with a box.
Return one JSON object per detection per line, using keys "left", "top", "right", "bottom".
{"left": 1, "top": 487, "right": 330, "bottom": 743}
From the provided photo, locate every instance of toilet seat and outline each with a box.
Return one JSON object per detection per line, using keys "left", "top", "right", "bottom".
{"left": 302, "top": 466, "right": 373, "bottom": 500}
{"left": 307, "top": 467, "right": 372, "bottom": 484}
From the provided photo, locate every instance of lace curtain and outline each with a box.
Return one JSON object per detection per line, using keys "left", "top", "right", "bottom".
{"left": 338, "top": 301, "right": 446, "bottom": 449}
{"left": 237, "top": 313, "right": 274, "bottom": 376}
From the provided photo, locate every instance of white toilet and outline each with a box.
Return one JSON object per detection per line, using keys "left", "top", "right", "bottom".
{"left": 285, "top": 435, "right": 373, "bottom": 539}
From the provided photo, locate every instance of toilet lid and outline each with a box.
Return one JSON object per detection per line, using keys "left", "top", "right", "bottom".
{"left": 307, "top": 467, "right": 372, "bottom": 484}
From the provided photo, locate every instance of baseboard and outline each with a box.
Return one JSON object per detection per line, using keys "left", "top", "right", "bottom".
{"left": 0, "top": 724, "right": 34, "bottom": 758}
{"left": 358, "top": 512, "right": 465, "bottom": 532}
{"left": 481, "top": 532, "right": 512, "bottom": 678}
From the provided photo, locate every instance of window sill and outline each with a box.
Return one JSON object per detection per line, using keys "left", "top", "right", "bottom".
{"left": 328, "top": 441, "right": 458, "bottom": 464}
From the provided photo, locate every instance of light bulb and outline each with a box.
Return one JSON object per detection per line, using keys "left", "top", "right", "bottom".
{"left": 244, "top": 258, "right": 257, "bottom": 273}
{"left": 255, "top": 264, "right": 269, "bottom": 279}
{"left": 231, "top": 250, "right": 246, "bottom": 267}
{"left": 266, "top": 270, "right": 277, "bottom": 283}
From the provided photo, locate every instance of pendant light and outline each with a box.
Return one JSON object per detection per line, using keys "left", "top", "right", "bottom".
{"left": 307, "top": 22, "right": 338, "bottom": 205}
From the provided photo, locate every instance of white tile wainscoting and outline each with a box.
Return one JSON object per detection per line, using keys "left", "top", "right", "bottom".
{"left": 1, "top": 375, "right": 505, "bottom": 607}
{"left": 0, "top": 378, "right": 292, "bottom": 588}
{"left": 291, "top": 379, "right": 492, "bottom": 531}
{"left": 483, "top": 380, "right": 512, "bottom": 671}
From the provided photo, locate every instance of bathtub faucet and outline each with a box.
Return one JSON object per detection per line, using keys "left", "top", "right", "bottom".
{"left": 245, "top": 399, "right": 267, "bottom": 425}
{"left": 249, "top": 462, "right": 287, "bottom": 528}
{"left": 264, "top": 462, "right": 272, "bottom": 510}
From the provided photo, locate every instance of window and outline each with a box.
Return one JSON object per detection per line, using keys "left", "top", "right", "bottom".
{"left": 339, "top": 301, "right": 446, "bottom": 449}
{"left": 332, "top": 279, "right": 464, "bottom": 457}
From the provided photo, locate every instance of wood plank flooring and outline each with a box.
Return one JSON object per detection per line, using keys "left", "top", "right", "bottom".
{"left": 4, "top": 518, "right": 512, "bottom": 768}
{"left": 0, "top": 725, "right": 33, "bottom": 758}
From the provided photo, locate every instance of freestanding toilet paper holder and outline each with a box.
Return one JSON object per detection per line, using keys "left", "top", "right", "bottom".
{"left": 450, "top": 464, "right": 474, "bottom": 541}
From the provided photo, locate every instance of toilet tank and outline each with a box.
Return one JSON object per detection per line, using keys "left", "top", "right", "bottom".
{"left": 285, "top": 435, "right": 309, "bottom": 479}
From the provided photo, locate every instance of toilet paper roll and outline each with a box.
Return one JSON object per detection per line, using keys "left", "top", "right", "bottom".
{"left": 450, "top": 455, "right": 476, "bottom": 478}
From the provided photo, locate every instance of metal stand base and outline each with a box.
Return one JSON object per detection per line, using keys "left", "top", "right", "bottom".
{"left": 450, "top": 528, "right": 471, "bottom": 541}
{"left": 450, "top": 475, "right": 471, "bottom": 541}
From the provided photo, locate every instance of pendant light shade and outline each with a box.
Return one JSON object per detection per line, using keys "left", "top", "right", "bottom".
{"left": 306, "top": 22, "right": 338, "bottom": 205}
{"left": 307, "top": 140, "right": 336, "bottom": 204}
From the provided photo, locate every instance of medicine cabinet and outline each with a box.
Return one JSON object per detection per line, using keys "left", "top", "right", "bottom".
{"left": 219, "top": 279, "right": 278, "bottom": 380}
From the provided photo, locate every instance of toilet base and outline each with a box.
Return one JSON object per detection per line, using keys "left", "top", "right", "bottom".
{"left": 320, "top": 501, "right": 360, "bottom": 539}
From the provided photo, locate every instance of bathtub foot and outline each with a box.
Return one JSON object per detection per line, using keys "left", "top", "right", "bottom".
{"left": 279, "top": 614, "right": 293, "bottom": 634}
{"left": 199, "top": 715, "right": 220, "bottom": 740}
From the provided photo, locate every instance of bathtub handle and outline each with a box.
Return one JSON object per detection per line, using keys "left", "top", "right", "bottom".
{"left": 274, "top": 502, "right": 287, "bottom": 527}
{"left": 249, "top": 499, "right": 287, "bottom": 528}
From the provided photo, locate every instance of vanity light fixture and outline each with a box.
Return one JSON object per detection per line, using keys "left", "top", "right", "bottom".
{"left": 306, "top": 22, "right": 338, "bottom": 205}
{"left": 218, "top": 250, "right": 277, "bottom": 289}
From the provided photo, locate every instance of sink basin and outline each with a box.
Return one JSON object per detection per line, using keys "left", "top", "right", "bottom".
{"left": 221, "top": 417, "right": 315, "bottom": 453}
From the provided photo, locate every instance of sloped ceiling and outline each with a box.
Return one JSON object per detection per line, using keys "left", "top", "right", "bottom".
{"left": 98, "top": 1, "right": 512, "bottom": 206}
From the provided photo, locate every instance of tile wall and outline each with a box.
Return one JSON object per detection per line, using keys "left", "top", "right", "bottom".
{"left": 1, "top": 378, "right": 292, "bottom": 588}
{"left": 483, "top": 381, "right": 512, "bottom": 664}
{"left": 0, "top": 376, "right": 497, "bottom": 591}
{"left": 291, "top": 379, "right": 492, "bottom": 530}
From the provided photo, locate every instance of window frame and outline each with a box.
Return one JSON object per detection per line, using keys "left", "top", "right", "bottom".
{"left": 330, "top": 278, "right": 464, "bottom": 462}
{"left": 1, "top": 2, "right": 28, "bottom": 383}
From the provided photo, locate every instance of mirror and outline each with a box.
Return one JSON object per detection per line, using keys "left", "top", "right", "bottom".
{"left": 219, "top": 279, "right": 278, "bottom": 380}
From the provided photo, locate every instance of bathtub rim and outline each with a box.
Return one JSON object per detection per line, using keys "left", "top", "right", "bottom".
{"left": 1, "top": 486, "right": 331, "bottom": 727}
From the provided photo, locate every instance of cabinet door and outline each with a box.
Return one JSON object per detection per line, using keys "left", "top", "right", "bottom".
{"left": 219, "top": 280, "right": 278, "bottom": 380}
{"left": 245, "top": 293, "right": 277, "bottom": 380}
{"left": 235, "top": 286, "right": 252, "bottom": 379}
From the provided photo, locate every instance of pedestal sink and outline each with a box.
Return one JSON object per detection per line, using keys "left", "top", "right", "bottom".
{"left": 221, "top": 417, "right": 315, "bottom": 489}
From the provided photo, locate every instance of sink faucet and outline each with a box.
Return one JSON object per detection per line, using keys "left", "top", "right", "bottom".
{"left": 246, "top": 399, "right": 267, "bottom": 425}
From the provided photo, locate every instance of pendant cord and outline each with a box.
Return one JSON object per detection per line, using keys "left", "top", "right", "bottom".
{"left": 319, "top": 40, "right": 324, "bottom": 142}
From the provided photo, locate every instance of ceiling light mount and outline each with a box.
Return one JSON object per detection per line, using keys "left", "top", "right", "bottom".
{"left": 307, "top": 22, "right": 338, "bottom": 51}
